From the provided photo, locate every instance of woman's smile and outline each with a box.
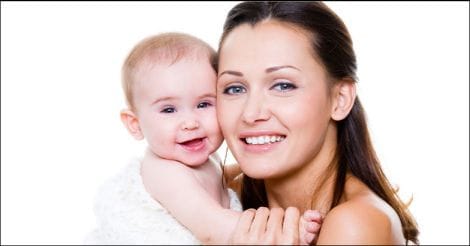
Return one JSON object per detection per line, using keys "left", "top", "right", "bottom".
{"left": 239, "top": 131, "right": 287, "bottom": 153}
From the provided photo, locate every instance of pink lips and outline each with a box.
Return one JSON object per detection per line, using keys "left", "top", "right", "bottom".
{"left": 180, "top": 138, "right": 206, "bottom": 152}
{"left": 239, "top": 131, "right": 286, "bottom": 153}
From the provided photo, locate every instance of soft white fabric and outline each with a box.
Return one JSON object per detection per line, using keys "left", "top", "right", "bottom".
{"left": 85, "top": 158, "right": 242, "bottom": 245}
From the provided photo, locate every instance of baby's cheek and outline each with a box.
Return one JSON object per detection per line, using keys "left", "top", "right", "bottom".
{"left": 208, "top": 118, "right": 223, "bottom": 142}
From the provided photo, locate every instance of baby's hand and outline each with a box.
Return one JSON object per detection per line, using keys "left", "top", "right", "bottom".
{"left": 299, "top": 209, "right": 323, "bottom": 245}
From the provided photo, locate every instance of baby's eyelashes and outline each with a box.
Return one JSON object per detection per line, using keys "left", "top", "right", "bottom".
{"left": 161, "top": 106, "right": 176, "bottom": 113}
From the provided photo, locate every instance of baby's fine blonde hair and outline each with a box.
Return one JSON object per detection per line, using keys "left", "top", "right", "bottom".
{"left": 121, "top": 32, "right": 216, "bottom": 110}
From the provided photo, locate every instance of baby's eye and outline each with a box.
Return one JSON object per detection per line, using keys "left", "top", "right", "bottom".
{"left": 160, "top": 107, "right": 176, "bottom": 113}
{"left": 197, "top": 102, "right": 212, "bottom": 109}
{"left": 271, "top": 82, "right": 297, "bottom": 92}
{"left": 223, "top": 85, "right": 246, "bottom": 95}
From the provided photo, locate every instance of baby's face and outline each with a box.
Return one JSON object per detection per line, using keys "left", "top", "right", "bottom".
{"left": 132, "top": 57, "right": 222, "bottom": 166}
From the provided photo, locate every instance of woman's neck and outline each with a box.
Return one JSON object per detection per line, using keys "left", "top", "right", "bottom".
{"left": 264, "top": 125, "right": 338, "bottom": 215}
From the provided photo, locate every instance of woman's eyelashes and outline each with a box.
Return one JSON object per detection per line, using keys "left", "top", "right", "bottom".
{"left": 223, "top": 84, "right": 246, "bottom": 95}
{"left": 221, "top": 81, "right": 297, "bottom": 95}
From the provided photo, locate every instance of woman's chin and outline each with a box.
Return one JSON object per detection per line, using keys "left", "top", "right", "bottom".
{"left": 241, "top": 166, "right": 279, "bottom": 180}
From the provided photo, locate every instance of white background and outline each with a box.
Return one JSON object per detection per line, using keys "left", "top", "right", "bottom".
{"left": 1, "top": 1, "right": 468, "bottom": 244}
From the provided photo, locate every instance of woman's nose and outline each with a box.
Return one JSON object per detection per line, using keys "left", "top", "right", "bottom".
{"left": 242, "top": 93, "right": 270, "bottom": 125}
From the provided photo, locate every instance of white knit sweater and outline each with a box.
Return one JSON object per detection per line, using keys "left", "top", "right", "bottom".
{"left": 85, "top": 158, "right": 242, "bottom": 245}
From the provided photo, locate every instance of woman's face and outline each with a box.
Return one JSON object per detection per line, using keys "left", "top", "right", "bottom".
{"left": 217, "top": 21, "right": 335, "bottom": 179}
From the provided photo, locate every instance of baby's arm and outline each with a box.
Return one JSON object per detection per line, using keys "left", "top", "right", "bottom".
{"left": 142, "top": 158, "right": 240, "bottom": 244}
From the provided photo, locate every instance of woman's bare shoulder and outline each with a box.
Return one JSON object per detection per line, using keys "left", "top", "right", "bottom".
{"left": 317, "top": 193, "right": 405, "bottom": 245}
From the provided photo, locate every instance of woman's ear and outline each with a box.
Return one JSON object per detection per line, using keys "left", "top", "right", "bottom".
{"left": 120, "top": 109, "right": 144, "bottom": 140}
{"left": 331, "top": 79, "right": 356, "bottom": 121}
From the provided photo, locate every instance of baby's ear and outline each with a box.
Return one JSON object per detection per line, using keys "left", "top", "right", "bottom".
{"left": 331, "top": 79, "right": 356, "bottom": 121}
{"left": 120, "top": 109, "right": 144, "bottom": 140}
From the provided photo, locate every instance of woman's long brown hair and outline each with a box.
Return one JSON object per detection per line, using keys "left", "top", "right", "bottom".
{"left": 218, "top": 2, "right": 419, "bottom": 244}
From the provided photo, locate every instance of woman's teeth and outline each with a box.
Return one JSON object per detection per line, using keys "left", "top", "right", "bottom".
{"left": 244, "top": 135, "right": 285, "bottom": 145}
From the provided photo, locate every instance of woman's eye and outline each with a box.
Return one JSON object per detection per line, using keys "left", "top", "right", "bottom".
{"left": 271, "top": 82, "right": 297, "bottom": 92}
{"left": 197, "top": 102, "right": 212, "bottom": 109}
{"left": 160, "top": 107, "right": 176, "bottom": 113}
{"left": 223, "top": 85, "right": 246, "bottom": 95}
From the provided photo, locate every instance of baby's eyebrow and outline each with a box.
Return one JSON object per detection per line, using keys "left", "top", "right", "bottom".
{"left": 151, "top": 96, "right": 175, "bottom": 105}
{"left": 198, "top": 93, "right": 216, "bottom": 99}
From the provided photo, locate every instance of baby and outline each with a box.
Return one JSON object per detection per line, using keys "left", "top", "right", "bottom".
{"left": 86, "top": 32, "right": 321, "bottom": 244}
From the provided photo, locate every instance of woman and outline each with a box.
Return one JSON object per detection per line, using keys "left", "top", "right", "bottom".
{"left": 216, "top": 2, "right": 419, "bottom": 245}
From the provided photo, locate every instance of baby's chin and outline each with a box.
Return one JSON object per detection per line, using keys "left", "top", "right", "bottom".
{"left": 177, "top": 154, "right": 211, "bottom": 168}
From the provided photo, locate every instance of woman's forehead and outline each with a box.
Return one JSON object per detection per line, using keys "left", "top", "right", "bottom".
{"left": 221, "top": 20, "right": 311, "bottom": 49}
{"left": 218, "top": 21, "right": 322, "bottom": 74}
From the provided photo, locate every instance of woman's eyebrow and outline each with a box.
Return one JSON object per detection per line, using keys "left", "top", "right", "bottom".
{"left": 265, "top": 65, "right": 301, "bottom": 73}
{"left": 218, "top": 70, "right": 243, "bottom": 78}
{"left": 218, "top": 65, "right": 300, "bottom": 78}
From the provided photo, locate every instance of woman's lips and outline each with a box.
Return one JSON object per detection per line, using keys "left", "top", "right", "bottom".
{"left": 239, "top": 134, "right": 286, "bottom": 153}
{"left": 242, "top": 135, "right": 285, "bottom": 145}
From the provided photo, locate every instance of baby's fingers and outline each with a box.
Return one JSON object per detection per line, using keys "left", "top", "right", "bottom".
{"left": 303, "top": 209, "right": 323, "bottom": 225}
{"left": 304, "top": 231, "right": 317, "bottom": 245}
{"left": 306, "top": 220, "right": 321, "bottom": 234}
{"left": 301, "top": 210, "right": 323, "bottom": 245}
{"left": 299, "top": 214, "right": 321, "bottom": 245}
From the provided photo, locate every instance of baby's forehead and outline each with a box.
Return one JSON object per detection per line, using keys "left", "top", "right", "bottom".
{"left": 132, "top": 54, "right": 217, "bottom": 94}
{"left": 136, "top": 58, "right": 215, "bottom": 83}
{"left": 145, "top": 44, "right": 211, "bottom": 63}
{"left": 137, "top": 52, "right": 211, "bottom": 72}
